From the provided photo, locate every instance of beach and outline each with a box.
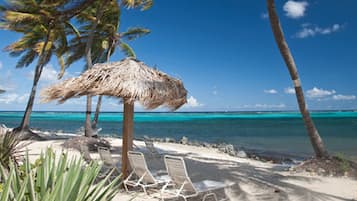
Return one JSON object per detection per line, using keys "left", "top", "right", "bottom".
{"left": 20, "top": 135, "right": 357, "bottom": 201}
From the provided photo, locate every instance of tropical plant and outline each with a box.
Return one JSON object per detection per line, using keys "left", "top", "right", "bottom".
{"left": 0, "top": 0, "right": 94, "bottom": 139}
{"left": 0, "top": 148, "right": 120, "bottom": 201}
{"left": 64, "top": 1, "right": 150, "bottom": 136}
{"left": 0, "top": 131, "right": 23, "bottom": 169}
{"left": 266, "top": 0, "right": 328, "bottom": 158}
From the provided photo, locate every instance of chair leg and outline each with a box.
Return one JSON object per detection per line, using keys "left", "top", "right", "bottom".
{"left": 203, "top": 193, "right": 218, "bottom": 201}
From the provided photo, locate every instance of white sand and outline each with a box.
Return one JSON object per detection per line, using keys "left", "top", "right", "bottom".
{"left": 21, "top": 137, "right": 357, "bottom": 201}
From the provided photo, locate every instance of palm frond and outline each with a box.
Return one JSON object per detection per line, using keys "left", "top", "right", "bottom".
{"left": 119, "top": 42, "right": 135, "bottom": 58}
{"left": 15, "top": 50, "right": 37, "bottom": 68}
{"left": 122, "top": 0, "right": 153, "bottom": 11}
{"left": 3, "top": 11, "right": 42, "bottom": 24}
{"left": 121, "top": 27, "right": 150, "bottom": 41}
{"left": 64, "top": 21, "right": 81, "bottom": 38}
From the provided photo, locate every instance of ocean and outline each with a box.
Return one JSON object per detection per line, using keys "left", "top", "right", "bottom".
{"left": 1, "top": 111, "right": 357, "bottom": 161}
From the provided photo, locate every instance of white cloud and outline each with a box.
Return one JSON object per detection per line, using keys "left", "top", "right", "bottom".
{"left": 264, "top": 89, "right": 278, "bottom": 94}
{"left": 241, "top": 103, "right": 286, "bottom": 109}
{"left": 40, "top": 66, "right": 59, "bottom": 82}
{"left": 261, "top": 13, "right": 269, "bottom": 19}
{"left": 0, "top": 93, "right": 28, "bottom": 104}
{"left": 295, "top": 24, "right": 343, "bottom": 38}
{"left": 283, "top": 1, "right": 308, "bottom": 19}
{"left": 255, "top": 103, "right": 286, "bottom": 109}
{"left": 332, "top": 94, "right": 356, "bottom": 101}
{"left": 17, "top": 93, "right": 29, "bottom": 103}
{"left": 185, "top": 96, "right": 203, "bottom": 108}
{"left": 306, "top": 87, "right": 336, "bottom": 99}
{"left": 212, "top": 86, "right": 218, "bottom": 95}
{"left": 28, "top": 64, "right": 74, "bottom": 83}
{"left": 65, "top": 98, "right": 86, "bottom": 105}
{"left": 0, "top": 61, "right": 2, "bottom": 70}
{"left": 284, "top": 87, "right": 296, "bottom": 94}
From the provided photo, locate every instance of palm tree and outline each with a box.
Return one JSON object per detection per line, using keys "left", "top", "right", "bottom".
{"left": 266, "top": 0, "right": 328, "bottom": 158}
{"left": 0, "top": 0, "right": 95, "bottom": 139}
{"left": 91, "top": 27, "right": 150, "bottom": 130}
{"left": 65, "top": 1, "right": 150, "bottom": 137}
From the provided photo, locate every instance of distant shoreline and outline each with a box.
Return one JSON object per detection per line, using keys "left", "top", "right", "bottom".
{"left": 1, "top": 109, "right": 357, "bottom": 113}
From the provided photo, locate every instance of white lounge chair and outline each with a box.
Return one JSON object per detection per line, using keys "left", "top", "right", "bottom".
{"left": 79, "top": 144, "right": 93, "bottom": 163}
{"left": 162, "top": 155, "right": 230, "bottom": 201}
{"left": 124, "top": 151, "right": 169, "bottom": 194}
{"left": 97, "top": 146, "right": 121, "bottom": 175}
{"left": 144, "top": 138, "right": 161, "bottom": 157}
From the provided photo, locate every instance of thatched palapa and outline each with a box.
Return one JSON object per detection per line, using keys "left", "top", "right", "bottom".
{"left": 41, "top": 58, "right": 187, "bottom": 110}
{"left": 41, "top": 58, "right": 187, "bottom": 177}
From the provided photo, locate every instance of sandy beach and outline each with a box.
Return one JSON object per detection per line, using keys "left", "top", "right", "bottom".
{"left": 19, "top": 136, "right": 357, "bottom": 201}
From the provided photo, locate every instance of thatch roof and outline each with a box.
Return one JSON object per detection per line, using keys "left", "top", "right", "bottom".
{"left": 41, "top": 58, "right": 187, "bottom": 110}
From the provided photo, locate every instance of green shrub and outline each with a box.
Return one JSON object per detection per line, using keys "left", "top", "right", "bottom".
{"left": 335, "top": 153, "right": 351, "bottom": 173}
{"left": 0, "top": 131, "right": 23, "bottom": 169}
{"left": 0, "top": 148, "right": 120, "bottom": 201}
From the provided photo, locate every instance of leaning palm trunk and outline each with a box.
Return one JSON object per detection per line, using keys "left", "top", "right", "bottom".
{"left": 14, "top": 29, "right": 52, "bottom": 140}
{"left": 92, "top": 95, "right": 102, "bottom": 129}
{"left": 266, "top": 0, "right": 328, "bottom": 158}
{"left": 83, "top": 1, "right": 108, "bottom": 137}
{"left": 92, "top": 41, "right": 116, "bottom": 130}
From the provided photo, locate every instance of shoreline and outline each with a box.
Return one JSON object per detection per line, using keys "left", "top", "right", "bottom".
{"left": 18, "top": 132, "right": 357, "bottom": 201}
{"left": 2, "top": 125, "right": 356, "bottom": 200}
{"left": 32, "top": 129, "right": 312, "bottom": 165}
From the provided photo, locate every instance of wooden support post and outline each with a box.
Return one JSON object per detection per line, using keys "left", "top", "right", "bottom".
{"left": 121, "top": 100, "right": 134, "bottom": 178}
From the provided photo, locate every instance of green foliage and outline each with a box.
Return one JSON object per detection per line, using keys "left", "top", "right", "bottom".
{"left": 0, "top": 131, "right": 22, "bottom": 169}
{"left": 0, "top": 148, "right": 120, "bottom": 201}
{"left": 335, "top": 153, "right": 351, "bottom": 172}
{"left": 122, "top": 0, "right": 153, "bottom": 11}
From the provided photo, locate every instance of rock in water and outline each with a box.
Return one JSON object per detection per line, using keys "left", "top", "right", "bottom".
{"left": 180, "top": 136, "right": 189, "bottom": 145}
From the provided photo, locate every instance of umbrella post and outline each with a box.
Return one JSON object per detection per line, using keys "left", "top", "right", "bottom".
{"left": 121, "top": 100, "right": 134, "bottom": 178}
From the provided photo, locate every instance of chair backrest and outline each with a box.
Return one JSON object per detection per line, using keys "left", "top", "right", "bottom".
{"left": 98, "top": 146, "right": 114, "bottom": 166}
{"left": 80, "top": 144, "right": 92, "bottom": 163}
{"left": 164, "top": 155, "right": 196, "bottom": 194}
{"left": 128, "top": 151, "right": 156, "bottom": 184}
{"left": 144, "top": 139, "right": 158, "bottom": 154}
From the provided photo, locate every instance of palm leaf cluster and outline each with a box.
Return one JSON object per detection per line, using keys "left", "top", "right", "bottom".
{"left": 65, "top": 0, "right": 150, "bottom": 75}
{"left": 0, "top": 148, "right": 120, "bottom": 201}
{"left": 0, "top": 0, "right": 152, "bottom": 134}
{"left": 0, "top": 0, "right": 89, "bottom": 70}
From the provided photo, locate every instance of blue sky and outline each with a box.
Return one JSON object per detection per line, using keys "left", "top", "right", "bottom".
{"left": 0, "top": 0, "right": 356, "bottom": 112}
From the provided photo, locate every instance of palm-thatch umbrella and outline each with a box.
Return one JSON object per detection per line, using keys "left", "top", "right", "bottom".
{"left": 41, "top": 58, "right": 187, "bottom": 176}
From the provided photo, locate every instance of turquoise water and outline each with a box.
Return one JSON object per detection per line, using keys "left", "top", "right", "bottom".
{"left": 1, "top": 111, "right": 357, "bottom": 160}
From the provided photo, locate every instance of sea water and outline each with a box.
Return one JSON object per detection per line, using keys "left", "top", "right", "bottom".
{"left": 1, "top": 111, "right": 357, "bottom": 160}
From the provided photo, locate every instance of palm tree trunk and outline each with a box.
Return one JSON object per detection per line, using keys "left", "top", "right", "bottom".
{"left": 92, "top": 95, "right": 102, "bottom": 129}
{"left": 266, "top": 0, "right": 328, "bottom": 158}
{"left": 14, "top": 28, "right": 52, "bottom": 140}
{"left": 122, "top": 99, "right": 134, "bottom": 178}
{"left": 91, "top": 40, "right": 115, "bottom": 129}
{"left": 83, "top": 1, "right": 108, "bottom": 137}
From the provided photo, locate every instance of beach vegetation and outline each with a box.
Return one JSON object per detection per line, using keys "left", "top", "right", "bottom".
{"left": 0, "top": 131, "right": 23, "bottom": 169}
{"left": 335, "top": 153, "right": 351, "bottom": 172}
{"left": 0, "top": 148, "right": 120, "bottom": 201}
{"left": 0, "top": 0, "right": 95, "bottom": 139}
{"left": 266, "top": 0, "right": 328, "bottom": 158}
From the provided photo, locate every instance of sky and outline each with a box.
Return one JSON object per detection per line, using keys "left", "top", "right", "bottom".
{"left": 0, "top": 0, "right": 356, "bottom": 112}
